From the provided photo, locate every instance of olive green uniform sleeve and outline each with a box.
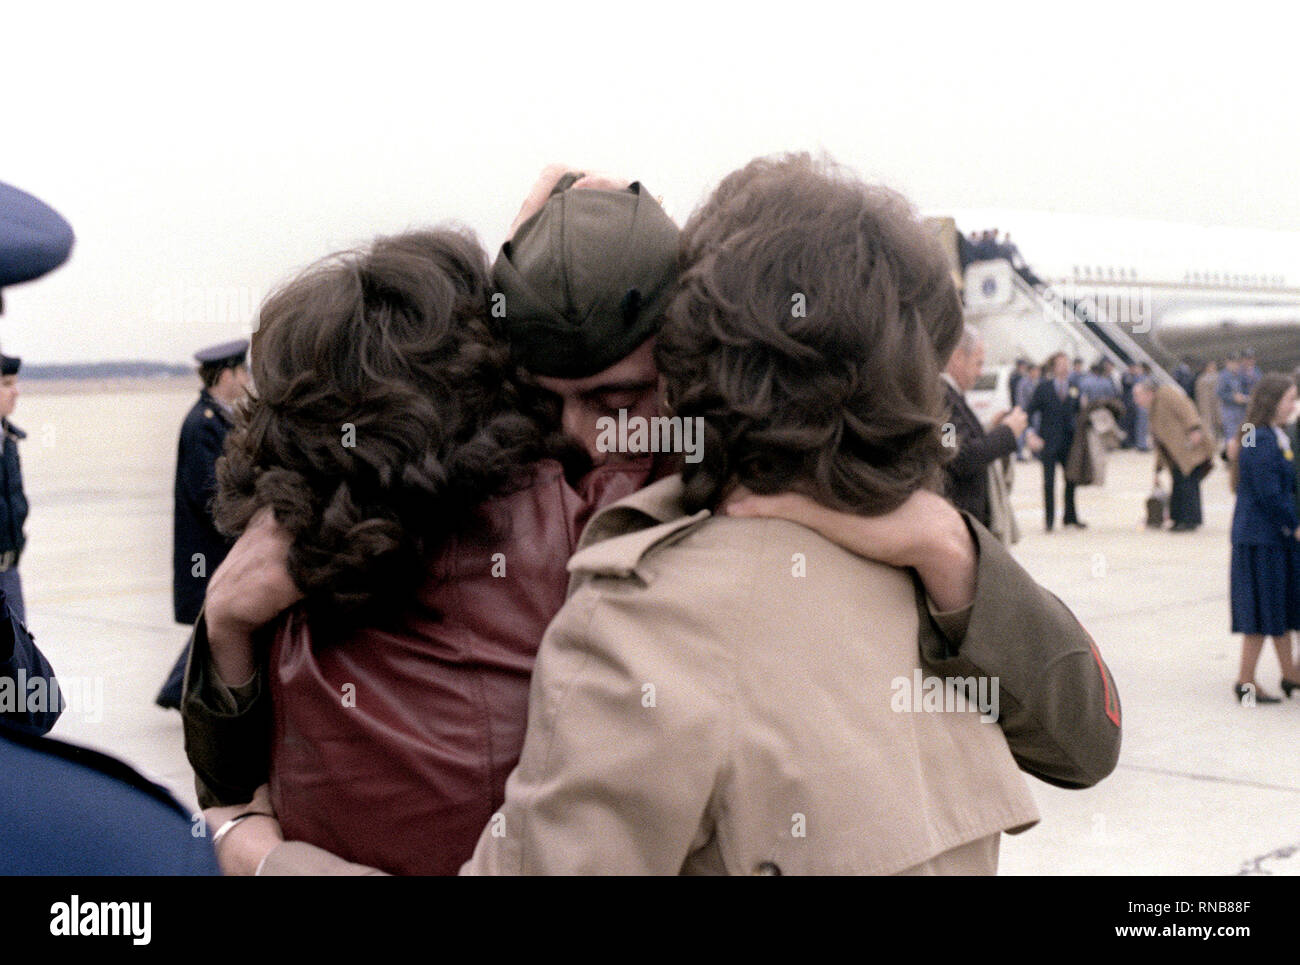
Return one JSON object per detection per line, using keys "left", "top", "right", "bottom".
{"left": 919, "top": 514, "right": 1122, "bottom": 789}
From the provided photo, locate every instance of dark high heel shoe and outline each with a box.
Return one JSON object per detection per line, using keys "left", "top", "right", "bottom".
{"left": 1281, "top": 679, "right": 1300, "bottom": 699}
{"left": 1234, "top": 683, "right": 1281, "bottom": 705}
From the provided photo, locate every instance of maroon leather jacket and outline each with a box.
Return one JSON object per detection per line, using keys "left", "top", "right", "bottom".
{"left": 268, "top": 457, "right": 659, "bottom": 875}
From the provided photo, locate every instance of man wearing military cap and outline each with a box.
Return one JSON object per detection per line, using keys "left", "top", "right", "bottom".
{"left": 155, "top": 338, "right": 250, "bottom": 710}
{"left": 494, "top": 169, "right": 679, "bottom": 464}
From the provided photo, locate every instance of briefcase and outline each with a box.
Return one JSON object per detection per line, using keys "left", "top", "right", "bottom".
{"left": 1145, "top": 487, "right": 1169, "bottom": 528}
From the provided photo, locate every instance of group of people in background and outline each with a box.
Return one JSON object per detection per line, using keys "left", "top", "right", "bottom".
{"left": 957, "top": 228, "right": 1042, "bottom": 286}
{"left": 976, "top": 344, "right": 1299, "bottom": 707}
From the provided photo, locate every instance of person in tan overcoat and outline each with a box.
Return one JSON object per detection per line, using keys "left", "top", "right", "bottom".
{"left": 1135, "top": 379, "right": 1216, "bottom": 531}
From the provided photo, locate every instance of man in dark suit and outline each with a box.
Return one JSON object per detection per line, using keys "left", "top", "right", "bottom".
{"left": 155, "top": 339, "right": 249, "bottom": 709}
{"left": 941, "top": 327, "right": 1027, "bottom": 527}
{"left": 1027, "top": 351, "right": 1086, "bottom": 531}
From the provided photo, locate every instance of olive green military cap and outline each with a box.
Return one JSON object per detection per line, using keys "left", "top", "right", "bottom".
{"left": 493, "top": 175, "right": 680, "bottom": 379}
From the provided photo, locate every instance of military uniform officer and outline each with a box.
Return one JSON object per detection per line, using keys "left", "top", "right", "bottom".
{"left": 0, "top": 354, "right": 29, "bottom": 624}
{"left": 155, "top": 339, "right": 249, "bottom": 709}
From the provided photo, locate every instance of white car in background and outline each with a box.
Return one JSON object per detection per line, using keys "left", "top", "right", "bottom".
{"left": 965, "top": 363, "right": 1015, "bottom": 429}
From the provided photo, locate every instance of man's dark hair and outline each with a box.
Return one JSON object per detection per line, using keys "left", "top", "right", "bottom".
{"left": 658, "top": 153, "right": 963, "bottom": 516}
{"left": 215, "top": 227, "right": 580, "bottom": 631}
{"left": 199, "top": 359, "right": 240, "bottom": 389}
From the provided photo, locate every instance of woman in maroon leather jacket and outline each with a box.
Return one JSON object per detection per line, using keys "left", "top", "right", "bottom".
{"left": 212, "top": 228, "right": 650, "bottom": 874}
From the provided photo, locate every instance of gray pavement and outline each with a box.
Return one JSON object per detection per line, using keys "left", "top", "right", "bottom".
{"left": 15, "top": 383, "right": 1300, "bottom": 874}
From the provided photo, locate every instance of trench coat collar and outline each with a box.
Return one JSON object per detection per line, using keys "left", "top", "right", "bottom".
{"left": 568, "top": 475, "right": 711, "bottom": 579}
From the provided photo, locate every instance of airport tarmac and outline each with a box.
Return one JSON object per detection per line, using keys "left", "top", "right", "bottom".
{"left": 13, "top": 381, "right": 1299, "bottom": 876}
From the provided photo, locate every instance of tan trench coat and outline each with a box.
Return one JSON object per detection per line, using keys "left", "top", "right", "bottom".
{"left": 461, "top": 477, "right": 1045, "bottom": 875}
{"left": 1150, "top": 384, "right": 1216, "bottom": 476}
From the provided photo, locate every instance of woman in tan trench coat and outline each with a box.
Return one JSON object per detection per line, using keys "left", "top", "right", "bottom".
{"left": 460, "top": 155, "right": 1109, "bottom": 875}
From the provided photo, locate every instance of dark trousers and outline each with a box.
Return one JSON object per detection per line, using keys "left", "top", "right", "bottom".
{"left": 1041, "top": 455, "right": 1078, "bottom": 528}
{"left": 1168, "top": 458, "right": 1209, "bottom": 528}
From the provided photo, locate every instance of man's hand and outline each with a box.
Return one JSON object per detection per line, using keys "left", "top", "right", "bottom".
{"left": 204, "top": 507, "right": 302, "bottom": 686}
{"left": 724, "top": 488, "right": 977, "bottom": 612}
{"left": 1026, "top": 431, "right": 1045, "bottom": 453}
{"left": 1001, "top": 406, "right": 1029, "bottom": 437}
{"left": 507, "top": 164, "right": 633, "bottom": 239}
{"left": 205, "top": 784, "right": 283, "bottom": 876}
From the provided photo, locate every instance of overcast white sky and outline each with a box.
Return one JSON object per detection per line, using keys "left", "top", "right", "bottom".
{"left": 4, "top": 1, "right": 1298, "bottom": 363}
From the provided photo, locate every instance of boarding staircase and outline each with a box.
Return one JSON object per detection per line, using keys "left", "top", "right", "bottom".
{"left": 963, "top": 257, "right": 1177, "bottom": 387}
{"left": 1012, "top": 272, "right": 1176, "bottom": 385}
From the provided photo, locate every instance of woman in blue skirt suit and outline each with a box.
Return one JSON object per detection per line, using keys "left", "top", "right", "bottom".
{"left": 1230, "top": 373, "right": 1300, "bottom": 704}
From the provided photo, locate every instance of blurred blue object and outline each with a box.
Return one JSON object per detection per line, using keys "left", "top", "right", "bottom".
{"left": 0, "top": 181, "right": 75, "bottom": 293}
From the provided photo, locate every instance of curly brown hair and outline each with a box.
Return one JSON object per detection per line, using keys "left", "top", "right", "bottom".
{"left": 657, "top": 153, "right": 964, "bottom": 515}
{"left": 215, "top": 227, "right": 583, "bottom": 632}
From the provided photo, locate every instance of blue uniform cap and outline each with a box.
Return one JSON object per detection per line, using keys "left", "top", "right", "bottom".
{"left": 193, "top": 338, "right": 249, "bottom": 366}
{"left": 0, "top": 182, "right": 75, "bottom": 308}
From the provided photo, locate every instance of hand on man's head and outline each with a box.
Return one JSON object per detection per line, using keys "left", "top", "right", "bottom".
{"left": 507, "top": 164, "right": 633, "bottom": 239}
